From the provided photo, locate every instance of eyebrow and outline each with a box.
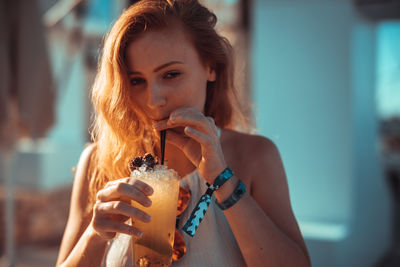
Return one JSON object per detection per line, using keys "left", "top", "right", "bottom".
{"left": 128, "top": 61, "right": 183, "bottom": 75}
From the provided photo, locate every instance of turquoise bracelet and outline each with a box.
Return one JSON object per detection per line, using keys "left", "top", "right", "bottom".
{"left": 182, "top": 167, "right": 234, "bottom": 237}
{"left": 215, "top": 180, "right": 246, "bottom": 210}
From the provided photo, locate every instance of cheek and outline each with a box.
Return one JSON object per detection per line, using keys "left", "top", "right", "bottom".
{"left": 185, "top": 80, "right": 207, "bottom": 110}
{"left": 128, "top": 88, "right": 147, "bottom": 110}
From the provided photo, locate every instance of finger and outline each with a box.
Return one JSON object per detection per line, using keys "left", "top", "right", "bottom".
{"left": 104, "top": 178, "right": 130, "bottom": 188}
{"left": 153, "top": 115, "right": 213, "bottom": 135}
{"left": 170, "top": 106, "right": 200, "bottom": 118}
{"left": 97, "top": 183, "right": 152, "bottom": 207}
{"left": 153, "top": 109, "right": 217, "bottom": 136}
{"left": 151, "top": 107, "right": 202, "bottom": 130}
{"left": 93, "top": 218, "right": 143, "bottom": 238}
{"left": 184, "top": 126, "right": 214, "bottom": 150}
{"left": 97, "top": 201, "right": 152, "bottom": 223}
{"left": 205, "top": 116, "right": 218, "bottom": 136}
{"left": 128, "top": 178, "right": 154, "bottom": 196}
{"left": 170, "top": 114, "right": 217, "bottom": 136}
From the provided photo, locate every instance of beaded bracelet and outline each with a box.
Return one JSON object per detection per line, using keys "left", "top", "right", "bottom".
{"left": 182, "top": 167, "right": 234, "bottom": 237}
{"left": 215, "top": 179, "right": 246, "bottom": 210}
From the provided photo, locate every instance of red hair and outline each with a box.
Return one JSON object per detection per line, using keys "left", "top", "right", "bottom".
{"left": 88, "top": 0, "right": 249, "bottom": 205}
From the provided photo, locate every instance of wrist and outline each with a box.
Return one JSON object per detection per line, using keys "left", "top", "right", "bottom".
{"left": 215, "top": 178, "right": 247, "bottom": 210}
{"left": 87, "top": 223, "right": 113, "bottom": 245}
{"left": 206, "top": 166, "right": 233, "bottom": 190}
{"left": 205, "top": 161, "right": 228, "bottom": 184}
{"left": 214, "top": 175, "right": 238, "bottom": 203}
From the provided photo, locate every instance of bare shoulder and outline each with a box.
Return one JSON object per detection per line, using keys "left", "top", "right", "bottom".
{"left": 76, "top": 143, "right": 97, "bottom": 174}
{"left": 72, "top": 142, "right": 97, "bottom": 215}
{"left": 56, "top": 143, "right": 97, "bottom": 265}
{"left": 220, "top": 129, "right": 284, "bottom": 191}
{"left": 221, "top": 129, "right": 309, "bottom": 261}
{"left": 221, "top": 128, "right": 280, "bottom": 158}
{"left": 75, "top": 143, "right": 97, "bottom": 180}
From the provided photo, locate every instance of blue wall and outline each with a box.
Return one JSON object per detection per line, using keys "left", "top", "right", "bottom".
{"left": 252, "top": 0, "right": 392, "bottom": 266}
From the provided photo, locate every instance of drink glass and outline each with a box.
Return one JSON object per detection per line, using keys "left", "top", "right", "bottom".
{"left": 130, "top": 166, "right": 180, "bottom": 267}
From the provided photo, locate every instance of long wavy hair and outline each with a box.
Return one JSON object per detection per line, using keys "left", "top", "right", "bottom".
{"left": 88, "top": 0, "right": 250, "bottom": 205}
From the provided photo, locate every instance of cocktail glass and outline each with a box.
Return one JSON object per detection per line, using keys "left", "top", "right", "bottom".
{"left": 130, "top": 166, "right": 180, "bottom": 267}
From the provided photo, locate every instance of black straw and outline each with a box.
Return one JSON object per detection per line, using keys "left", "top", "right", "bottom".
{"left": 160, "top": 130, "right": 166, "bottom": 165}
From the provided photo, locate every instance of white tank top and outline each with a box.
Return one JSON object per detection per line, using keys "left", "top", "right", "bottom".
{"left": 103, "top": 169, "right": 246, "bottom": 267}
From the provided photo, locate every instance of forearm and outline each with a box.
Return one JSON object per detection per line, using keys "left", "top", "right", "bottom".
{"left": 214, "top": 176, "right": 310, "bottom": 267}
{"left": 58, "top": 226, "right": 109, "bottom": 267}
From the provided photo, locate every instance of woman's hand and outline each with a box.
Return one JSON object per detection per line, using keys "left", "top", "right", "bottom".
{"left": 89, "top": 178, "right": 153, "bottom": 240}
{"left": 153, "top": 106, "right": 227, "bottom": 184}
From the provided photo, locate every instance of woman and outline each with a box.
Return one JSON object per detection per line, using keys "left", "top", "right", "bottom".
{"left": 56, "top": 0, "right": 310, "bottom": 266}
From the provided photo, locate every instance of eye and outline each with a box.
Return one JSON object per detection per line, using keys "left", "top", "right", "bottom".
{"left": 163, "top": 71, "right": 181, "bottom": 79}
{"left": 130, "top": 77, "right": 145, "bottom": 86}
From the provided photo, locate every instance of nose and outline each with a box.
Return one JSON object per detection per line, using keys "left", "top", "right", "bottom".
{"left": 147, "top": 82, "right": 167, "bottom": 109}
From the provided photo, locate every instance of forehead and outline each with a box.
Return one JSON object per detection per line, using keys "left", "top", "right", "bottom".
{"left": 125, "top": 27, "right": 202, "bottom": 71}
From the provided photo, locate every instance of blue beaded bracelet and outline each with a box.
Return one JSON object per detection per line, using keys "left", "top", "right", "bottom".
{"left": 215, "top": 180, "right": 246, "bottom": 210}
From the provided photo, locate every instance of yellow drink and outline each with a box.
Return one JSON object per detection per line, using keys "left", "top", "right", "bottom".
{"left": 130, "top": 166, "right": 180, "bottom": 267}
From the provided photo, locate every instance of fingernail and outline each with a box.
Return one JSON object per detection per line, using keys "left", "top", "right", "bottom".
{"left": 132, "top": 229, "right": 143, "bottom": 237}
{"left": 146, "top": 198, "right": 152, "bottom": 206}
{"left": 145, "top": 214, "right": 152, "bottom": 222}
{"left": 146, "top": 187, "right": 153, "bottom": 195}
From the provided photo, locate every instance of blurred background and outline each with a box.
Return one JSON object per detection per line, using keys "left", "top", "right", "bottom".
{"left": 0, "top": 0, "right": 399, "bottom": 266}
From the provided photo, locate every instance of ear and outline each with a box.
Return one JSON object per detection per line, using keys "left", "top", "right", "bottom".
{"left": 206, "top": 66, "right": 216, "bottom": 82}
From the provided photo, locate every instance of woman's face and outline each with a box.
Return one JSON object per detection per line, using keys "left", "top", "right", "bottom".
{"left": 125, "top": 25, "right": 216, "bottom": 123}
